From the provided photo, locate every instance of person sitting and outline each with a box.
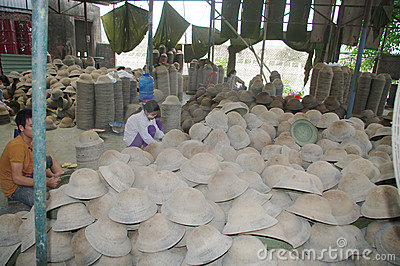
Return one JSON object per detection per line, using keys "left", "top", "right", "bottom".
{"left": 123, "top": 100, "right": 164, "bottom": 148}
{"left": 0, "top": 109, "right": 63, "bottom": 207}
{"left": 227, "top": 69, "right": 245, "bottom": 90}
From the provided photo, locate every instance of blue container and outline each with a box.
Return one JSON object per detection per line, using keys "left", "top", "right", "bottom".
{"left": 139, "top": 73, "right": 154, "bottom": 101}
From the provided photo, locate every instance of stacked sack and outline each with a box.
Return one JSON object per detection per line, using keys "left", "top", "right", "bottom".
{"left": 186, "top": 59, "right": 225, "bottom": 95}
{"left": 1, "top": 102, "right": 398, "bottom": 265}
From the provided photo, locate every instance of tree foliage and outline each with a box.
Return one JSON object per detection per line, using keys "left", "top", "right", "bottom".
{"left": 339, "top": 1, "right": 400, "bottom": 72}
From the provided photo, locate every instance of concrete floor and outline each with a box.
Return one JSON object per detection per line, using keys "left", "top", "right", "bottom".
{"left": 0, "top": 121, "right": 127, "bottom": 165}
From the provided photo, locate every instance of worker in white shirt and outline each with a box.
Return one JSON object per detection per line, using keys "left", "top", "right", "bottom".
{"left": 227, "top": 69, "right": 245, "bottom": 90}
{"left": 123, "top": 100, "right": 164, "bottom": 148}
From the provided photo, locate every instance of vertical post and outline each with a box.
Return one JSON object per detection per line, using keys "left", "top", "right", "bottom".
{"left": 211, "top": 0, "right": 216, "bottom": 63}
{"left": 208, "top": 0, "right": 215, "bottom": 59}
{"left": 32, "top": 0, "right": 48, "bottom": 264}
{"left": 346, "top": 0, "right": 373, "bottom": 118}
{"left": 324, "top": 0, "right": 336, "bottom": 62}
{"left": 373, "top": 26, "right": 388, "bottom": 73}
{"left": 84, "top": 0, "right": 89, "bottom": 56}
{"left": 260, "top": 0, "right": 268, "bottom": 79}
{"left": 147, "top": 0, "right": 154, "bottom": 75}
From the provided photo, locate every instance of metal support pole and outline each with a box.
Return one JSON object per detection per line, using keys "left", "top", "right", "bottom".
{"left": 84, "top": 0, "right": 89, "bottom": 56}
{"left": 374, "top": 26, "right": 388, "bottom": 73}
{"left": 32, "top": 0, "right": 48, "bottom": 264}
{"left": 260, "top": 0, "right": 269, "bottom": 79}
{"left": 147, "top": 0, "right": 154, "bottom": 75}
{"left": 346, "top": 0, "right": 373, "bottom": 118}
{"left": 208, "top": 0, "right": 215, "bottom": 60}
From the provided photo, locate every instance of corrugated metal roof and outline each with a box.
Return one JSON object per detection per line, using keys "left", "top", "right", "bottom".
{"left": 0, "top": 0, "right": 32, "bottom": 13}
{"left": 1, "top": 54, "right": 32, "bottom": 75}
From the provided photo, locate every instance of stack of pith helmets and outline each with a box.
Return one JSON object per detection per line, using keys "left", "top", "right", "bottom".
{"left": 2, "top": 96, "right": 398, "bottom": 265}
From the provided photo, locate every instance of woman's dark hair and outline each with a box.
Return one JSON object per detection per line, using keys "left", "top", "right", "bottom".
{"left": 143, "top": 100, "right": 160, "bottom": 113}
{"left": 0, "top": 75, "right": 10, "bottom": 86}
{"left": 16, "top": 108, "right": 32, "bottom": 132}
{"left": 227, "top": 69, "right": 236, "bottom": 78}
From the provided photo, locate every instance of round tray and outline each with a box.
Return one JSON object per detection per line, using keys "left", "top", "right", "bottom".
{"left": 290, "top": 119, "right": 318, "bottom": 146}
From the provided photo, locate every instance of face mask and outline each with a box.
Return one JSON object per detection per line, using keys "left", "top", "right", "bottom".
{"left": 146, "top": 113, "right": 156, "bottom": 119}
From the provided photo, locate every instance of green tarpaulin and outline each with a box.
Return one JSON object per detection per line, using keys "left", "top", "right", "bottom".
{"left": 153, "top": 1, "right": 190, "bottom": 50}
{"left": 220, "top": 0, "right": 241, "bottom": 38}
{"left": 286, "top": 0, "right": 312, "bottom": 42}
{"left": 266, "top": 0, "right": 286, "bottom": 40}
{"left": 241, "top": 0, "right": 264, "bottom": 39}
{"left": 101, "top": 3, "right": 148, "bottom": 54}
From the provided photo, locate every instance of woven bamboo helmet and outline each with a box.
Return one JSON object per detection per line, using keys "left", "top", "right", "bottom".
{"left": 286, "top": 193, "right": 338, "bottom": 225}
{"left": 237, "top": 171, "right": 270, "bottom": 194}
{"left": 248, "top": 210, "right": 311, "bottom": 249}
{"left": 261, "top": 165, "right": 293, "bottom": 188}
{"left": 59, "top": 117, "right": 74, "bottom": 128}
{"left": 136, "top": 213, "right": 185, "bottom": 253}
{"left": 0, "top": 213, "right": 22, "bottom": 247}
{"left": 303, "top": 223, "right": 358, "bottom": 263}
{"left": 138, "top": 250, "right": 184, "bottom": 265}
{"left": 108, "top": 188, "right": 157, "bottom": 224}
{"left": 204, "top": 129, "right": 230, "bottom": 147}
{"left": 45, "top": 116, "right": 57, "bottom": 130}
{"left": 227, "top": 111, "right": 247, "bottom": 129}
{"left": 71, "top": 228, "right": 101, "bottom": 265}
{"left": 337, "top": 172, "right": 376, "bottom": 203}
{"left": 207, "top": 170, "right": 248, "bottom": 202}
{"left": 87, "top": 192, "right": 116, "bottom": 220}
{"left": 301, "top": 143, "right": 323, "bottom": 162}
{"left": 325, "top": 120, "right": 356, "bottom": 142}
{"left": 207, "top": 200, "right": 227, "bottom": 232}
{"left": 307, "top": 161, "right": 341, "bottom": 190}
{"left": 322, "top": 147, "right": 347, "bottom": 162}
{"left": 47, "top": 230, "right": 74, "bottom": 263}
{"left": 243, "top": 113, "right": 263, "bottom": 130}
{"left": 302, "top": 95, "right": 319, "bottom": 109}
{"left": 85, "top": 216, "right": 131, "bottom": 257}
{"left": 180, "top": 152, "right": 220, "bottom": 184}
{"left": 64, "top": 168, "right": 108, "bottom": 200}
{"left": 316, "top": 112, "right": 339, "bottom": 129}
{"left": 227, "top": 125, "right": 251, "bottom": 150}
{"left": 185, "top": 225, "right": 232, "bottom": 265}
{"left": 250, "top": 105, "right": 268, "bottom": 116}
{"left": 278, "top": 112, "right": 294, "bottom": 123}
{"left": 162, "top": 129, "right": 189, "bottom": 148}
{"left": 306, "top": 109, "right": 322, "bottom": 126}
{"left": 155, "top": 148, "right": 187, "bottom": 171}
{"left": 223, "top": 201, "right": 278, "bottom": 235}
{"left": 205, "top": 110, "right": 229, "bottom": 132}
{"left": 235, "top": 153, "right": 266, "bottom": 174}
{"left": 322, "top": 190, "right": 360, "bottom": 225}
{"left": 375, "top": 222, "right": 400, "bottom": 265}
{"left": 75, "top": 130, "right": 103, "bottom": 148}
{"left": 97, "top": 150, "right": 130, "bottom": 167}
{"left": 272, "top": 169, "right": 323, "bottom": 195}
{"left": 342, "top": 158, "right": 380, "bottom": 182}
{"left": 52, "top": 202, "right": 95, "bottom": 232}
{"left": 99, "top": 161, "right": 135, "bottom": 192}
{"left": 222, "top": 235, "right": 274, "bottom": 266}
{"left": 258, "top": 110, "right": 279, "bottom": 127}
{"left": 361, "top": 185, "right": 400, "bottom": 219}
{"left": 161, "top": 187, "right": 214, "bottom": 226}
{"left": 145, "top": 170, "right": 188, "bottom": 204}
{"left": 221, "top": 101, "right": 249, "bottom": 116}
{"left": 46, "top": 184, "right": 80, "bottom": 211}
{"left": 188, "top": 123, "right": 212, "bottom": 141}
{"left": 370, "top": 126, "right": 392, "bottom": 141}
{"left": 121, "top": 146, "right": 153, "bottom": 166}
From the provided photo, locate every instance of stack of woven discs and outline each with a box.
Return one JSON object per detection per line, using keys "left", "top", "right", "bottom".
{"left": 353, "top": 72, "right": 372, "bottom": 115}
{"left": 329, "top": 66, "right": 344, "bottom": 103}
{"left": 309, "top": 63, "right": 325, "bottom": 97}
{"left": 112, "top": 74, "right": 124, "bottom": 123}
{"left": 121, "top": 77, "right": 131, "bottom": 112}
{"left": 218, "top": 65, "right": 225, "bottom": 84}
{"left": 130, "top": 79, "right": 139, "bottom": 104}
{"left": 177, "top": 71, "right": 183, "bottom": 102}
{"left": 76, "top": 73, "right": 95, "bottom": 130}
{"left": 75, "top": 130, "right": 105, "bottom": 169}
{"left": 94, "top": 75, "right": 115, "bottom": 129}
{"left": 156, "top": 66, "right": 171, "bottom": 103}
{"left": 315, "top": 65, "right": 334, "bottom": 103}
{"left": 161, "top": 95, "right": 182, "bottom": 133}
{"left": 377, "top": 73, "right": 392, "bottom": 116}
{"left": 188, "top": 60, "right": 199, "bottom": 95}
{"left": 341, "top": 66, "right": 352, "bottom": 106}
{"left": 365, "top": 74, "right": 386, "bottom": 114}
{"left": 168, "top": 65, "right": 178, "bottom": 97}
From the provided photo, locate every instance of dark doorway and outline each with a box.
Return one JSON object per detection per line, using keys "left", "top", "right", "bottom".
{"left": 75, "top": 19, "right": 93, "bottom": 57}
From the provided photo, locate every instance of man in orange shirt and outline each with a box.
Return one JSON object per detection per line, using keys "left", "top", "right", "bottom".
{"left": 0, "top": 109, "right": 63, "bottom": 207}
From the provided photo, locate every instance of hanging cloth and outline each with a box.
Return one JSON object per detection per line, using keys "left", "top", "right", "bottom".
{"left": 241, "top": 0, "right": 264, "bottom": 39}
{"left": 153, "top": 1, "right": 190, "bottom": 50}
{"left": 310, "top": 0, "right": 333, "bottom": 43}
{"left": 286, "top": 0, "right": 312, "bottom": 42}
{"left": 266, "top": 0, "right": 286, "bottom": 39}
{"left": 220, "top": 0, "right": 241, "bottom": 38}
{"left": 101, "top": 3, "right": 149, "bottom": 54}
